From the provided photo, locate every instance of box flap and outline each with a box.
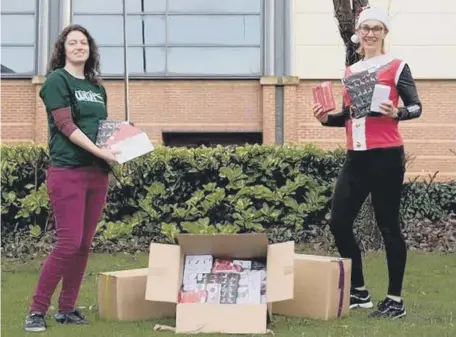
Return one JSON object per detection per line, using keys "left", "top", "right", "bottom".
{"left": 101, "top": 268, "right": 148, "bottom": 278}
{"left": 294, "top": 254, "right": 348, "bottom": 263}
{"left": 177, "top": 233, "right": 268, "bottom": 258}
{"left": 266, "top": 241, "right": 294, "bottom": 303}
{"left": 145, "top": 243, "right": 181, "bottom": 303}
{"left": 176, "top": 304, "right": 267, "bottom": 334}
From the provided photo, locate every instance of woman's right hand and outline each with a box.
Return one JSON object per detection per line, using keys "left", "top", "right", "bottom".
{"left": 312, "top": 103, "right": 328, "bottom": 123}
{"left": 97, "top": 148, "right": 120, "bottom": 164}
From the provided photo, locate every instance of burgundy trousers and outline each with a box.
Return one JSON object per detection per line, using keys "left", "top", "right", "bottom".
{"left": 30, "top": 165, "right": 109, "bottom": 314}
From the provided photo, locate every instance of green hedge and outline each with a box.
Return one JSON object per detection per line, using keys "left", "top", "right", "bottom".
{"left": 1, "top": 144, "right": 455, "bottom": 253}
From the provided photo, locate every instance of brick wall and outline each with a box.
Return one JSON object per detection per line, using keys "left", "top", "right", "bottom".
{"left": 99, "top": 80, "right": 266, "bottom": 145}
{"left": 1, "top": 78, "right": 455, "bottom": 180}
{"left": 1, "top": 80, "right": 36, "bottom": 143}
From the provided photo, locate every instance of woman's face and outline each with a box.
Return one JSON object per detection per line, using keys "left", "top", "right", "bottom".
{"left": 358, "top": 20, "right": 387, "bottom": 53}
{"left": 64, "top": 30, "right": 90, "bottom": 65}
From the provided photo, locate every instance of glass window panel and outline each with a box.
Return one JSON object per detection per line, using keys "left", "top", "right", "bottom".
{"left": 71, "top": 0, "right": 264, "bottom": 77}
{"left": 168, "top": 0, "right": 261, "bottom": 14}
{"left": 72, "top": 0, "right": 141, "bottom": 14}
{"left": 167, "top": 47, "right": 261, "bottom": 75}
{"left": 1, "top": 14, "right": 35, "bottom": 44}
{"left": 1, "top": 46, "right": 35, "bottom": 74}
{"left": 72, "top": 15, "right": 143, "bottom": 45}
{"left": 98, "top": 46, "right": 145, "bottom": 74}
{"left": 168, "top": 15, "right": 260, "bottom": 45}
{"left": 1, "top": 0, "right": 36, "bottom": 12}
{"left": 143, "top": 0, "right": 166, "bottom": 12}
{"left": 145, "top": 47, "right": 166, "bottom": 73}
{"left": 143, "top": 15, "right": 166, "bottom": 44}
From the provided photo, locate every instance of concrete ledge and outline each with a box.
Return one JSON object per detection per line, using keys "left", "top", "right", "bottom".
{"left": 32, "top": 76, "right": 45, "bottom": 85}
{"left": 260, "top": 76, "right": 300, "bottom": 86}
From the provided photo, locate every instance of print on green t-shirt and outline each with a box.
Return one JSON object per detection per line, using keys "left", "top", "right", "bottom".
{"left": 40, "top": 68, "right": 108, "bottom": 168}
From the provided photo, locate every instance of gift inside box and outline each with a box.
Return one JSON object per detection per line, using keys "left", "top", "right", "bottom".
{"left": 179, "top": 255, "right": 267, "bottom": 305}
{"left": 145, "top": 233, "right": 294, "bottom": 334}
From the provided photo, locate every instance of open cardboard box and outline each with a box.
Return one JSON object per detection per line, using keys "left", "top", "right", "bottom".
{"left": 145, "top": 233, "right": 294, "bottom": 334}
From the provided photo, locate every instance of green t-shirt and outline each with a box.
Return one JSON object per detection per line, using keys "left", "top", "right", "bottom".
{"left": 40, "top": 68, "right": 108, "bottom": 168}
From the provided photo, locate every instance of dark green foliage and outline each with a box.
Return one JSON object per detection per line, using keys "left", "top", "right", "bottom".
{"left": 1, "top": 144, "right": 455, "bottom": 259}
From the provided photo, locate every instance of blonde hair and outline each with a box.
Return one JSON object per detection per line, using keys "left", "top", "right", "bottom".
{"left": 356, "top": 40, "right": 386, "bottom": 57}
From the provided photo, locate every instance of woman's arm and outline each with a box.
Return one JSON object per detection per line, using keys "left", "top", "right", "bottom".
{"left": 395, "top": 64, "right": 422, "bottom": 121}
{"left": 51, "top": 107, "right": 105, "bottom": 155}
{"left": 321, "top": 105, "right": 350, "bottom": 127}
{"left": 40, "top": 74, "right": 117, "bottom": 163}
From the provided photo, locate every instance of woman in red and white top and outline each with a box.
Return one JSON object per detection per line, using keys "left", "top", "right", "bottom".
{"left": 313, "top": 6, "right": 422, "bottom": 320}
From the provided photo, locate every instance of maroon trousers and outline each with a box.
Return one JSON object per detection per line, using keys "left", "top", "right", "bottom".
{"left": 30, "top": 165, "right": 109, "bottom": 314}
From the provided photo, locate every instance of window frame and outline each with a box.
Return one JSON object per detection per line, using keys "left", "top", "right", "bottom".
{"left": 71, "top": 0, "right": 265, "bottom": 79}
{"left": 0, "top": 0, "right": 39, "bottom": 78}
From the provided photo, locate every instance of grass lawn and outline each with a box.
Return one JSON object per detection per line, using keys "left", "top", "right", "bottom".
{"left": 2, "top": 251, "right": 455, "bottom": 337}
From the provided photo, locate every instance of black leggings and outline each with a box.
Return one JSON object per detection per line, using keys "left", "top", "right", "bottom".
{"left": 330, "top": 146, "right": 407, "bottom": 297}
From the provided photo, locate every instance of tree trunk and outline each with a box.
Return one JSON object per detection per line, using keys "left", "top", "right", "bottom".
{"left": 332, "top": 0, "right": 369, "bottom": 66}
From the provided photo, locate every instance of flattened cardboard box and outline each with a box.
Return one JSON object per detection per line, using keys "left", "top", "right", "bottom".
{"left": 145, "top": 233, "right": 295, "bottom": 334}
{"left": 98, "top": 268, "right": 176, "bottom": 321}
{"left": 272, "top": 254, "right": 351, "bottom": 320}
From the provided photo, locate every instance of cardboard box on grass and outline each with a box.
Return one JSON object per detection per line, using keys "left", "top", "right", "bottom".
{"left": 145, "top": 233, "right": 295, "bottom": 334}
{"left": 272, "top": 254, "right": 352, "bottom": 320}
{"left": 98, "top": 268, "right": 176, "bottom": 321}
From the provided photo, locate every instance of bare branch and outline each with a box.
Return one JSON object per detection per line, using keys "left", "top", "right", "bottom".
{"left": 353, "top": 0, "right": 369, "bottom": 17}
{"left": 332, "top": 0, "right": 369, "bottom": 66}
{"left": 332, "top": 0, "right": 354, "bottom": 35}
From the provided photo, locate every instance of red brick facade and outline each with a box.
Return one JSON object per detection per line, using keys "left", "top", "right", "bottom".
{"left": 1, "top": 77, "right": 455, "bottom": 181}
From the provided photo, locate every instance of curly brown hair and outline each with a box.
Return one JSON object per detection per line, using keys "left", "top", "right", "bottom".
{"left": 47, "top": 24, "right": 101, "bottom": 85}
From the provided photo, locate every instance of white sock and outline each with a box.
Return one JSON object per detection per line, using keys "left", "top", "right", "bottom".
{"left": 354, "top": 286, "right": 366, "bottom": 291}
{"left": 387, "top": 295, "right": 402, "bottom": 303}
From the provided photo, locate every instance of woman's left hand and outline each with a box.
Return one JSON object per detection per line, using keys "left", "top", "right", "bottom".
{"left": 379, "top": 100, "right": 399, "bottom": 118}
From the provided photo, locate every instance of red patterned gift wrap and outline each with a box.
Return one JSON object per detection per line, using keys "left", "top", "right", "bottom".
{"left": 312, "top": 81, "right": 336, "bottom": 114}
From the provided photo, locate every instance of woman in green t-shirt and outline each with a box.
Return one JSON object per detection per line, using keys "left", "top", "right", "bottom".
{"left": 25, "top": 24, "right": 119, "bottom": 332}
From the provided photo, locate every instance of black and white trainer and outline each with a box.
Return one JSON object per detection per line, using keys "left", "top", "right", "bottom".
{"left": 24, "top": 312, "right": 47, "bottom": 332}
{"left": 350, "top": 288, "right": 374, "bottom": 309}
{"left": 368, "top": 297, "right": 407, "bottom": 319}
{"left": 54, "top": 309, "right": 90, "bottom": 325}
